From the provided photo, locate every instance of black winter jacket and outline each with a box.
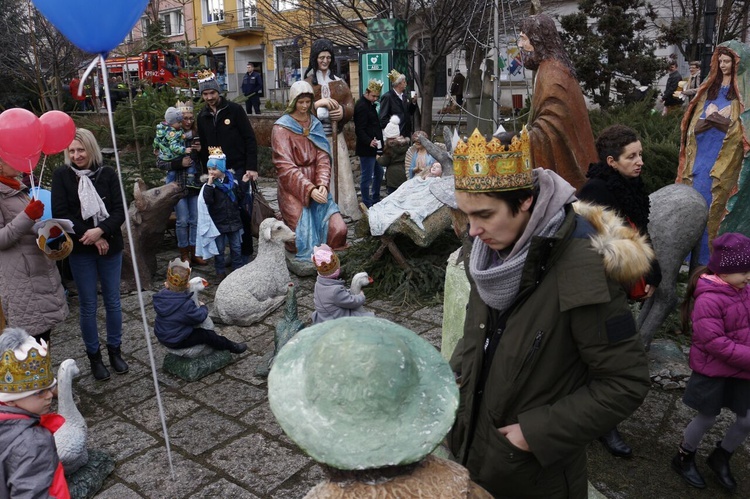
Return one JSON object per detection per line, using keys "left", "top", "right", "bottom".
{"left": 353, "top": 95, "right": 382, "bottom": 157}
{"left": 378, "top": 89, "right": 417, "bottom": 138}
{"left": 197, "top": 97, "right": 258, "bottom": 177}
{"left": 202, "top": 176, "right": 246, "bottom": 233}
{"left": 50, "top": 164, "right": 126, "bottom": 255}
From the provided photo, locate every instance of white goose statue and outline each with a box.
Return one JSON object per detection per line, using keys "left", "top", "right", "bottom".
{"left": 54, "top": 359, "right": 89, "bottom": 474}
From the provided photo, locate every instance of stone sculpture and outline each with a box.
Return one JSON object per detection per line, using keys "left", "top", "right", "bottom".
{"left": 121, "top": 180, "right": 182, "bottom": 291}
{"left": 212, "top": 218, "right": 296, "bottom": 325}
{"left": 256, "top": 282, "right": 305, "bottom": 377}
{"left": 638, "top": 184, "right": 708, "bottom": 348}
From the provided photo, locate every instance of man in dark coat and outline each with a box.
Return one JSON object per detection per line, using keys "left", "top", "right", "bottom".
{"left": 450, "top": 69, "right": 465, "bottom": 106}
{"left": 197, "top": 72, "right": 258, "bottom": 262}
{"left": 378, "top": 69, "right": 417, "bottom": 138}
{"left": 662, "top": 62, "right": 684, "bottom": 114}
{"left": 354, "top": 79, "right": 384, "bottom": 207}
{"left": 241, "top": 62, "right": 263, "bottom": 115}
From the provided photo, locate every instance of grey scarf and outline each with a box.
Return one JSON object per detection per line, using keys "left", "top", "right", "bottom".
{"left": 70, "top": 166, "right": 109, "bottom": 227}
{"left": 469, "top": 169, "right": 577, "bottom": 313}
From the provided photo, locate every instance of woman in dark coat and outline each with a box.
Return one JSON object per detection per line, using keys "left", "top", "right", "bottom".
{"left": 578, "top": 123, "right": 662, "bottom": 459}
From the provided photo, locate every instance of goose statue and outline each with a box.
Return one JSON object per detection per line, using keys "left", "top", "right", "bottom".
{"left": 55, "top": 359, "right": 89, "bottom": 474}
{"left": 188, "top": 276, "right": 215, "bottom": 330}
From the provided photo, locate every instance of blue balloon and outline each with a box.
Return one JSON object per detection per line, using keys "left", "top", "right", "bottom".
{"left": 32, "top": 0, "right": 149, "bottom": 55}
{"left": 29, "top": 187, "right": 52, "bottom": 221}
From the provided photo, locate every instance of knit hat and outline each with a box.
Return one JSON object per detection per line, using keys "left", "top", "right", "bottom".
{"left": 206, "top": 146, "right": 227, "bottom": 173}
{"left": 268, "top": 317, "right": 459, "bottom": 470}
{"left": 708, "top": 233, "right": 750, "bottom": 274}
{"left": 0, "top": 328, "right": 56, "bottom": 402}
{"left": 164, "top": 107, "right": 183, "bottom": 125}
{"left": 311, "top": 244, "right": 340, "bottom": 277}
{"left": 198, "top": 70, "right": 221, "bottom": 94}
{"left": 166, "top": 257, "right": 191, "bottom": 291}
{"left": 382, "top": 115, "right": 401, "bottom": 139}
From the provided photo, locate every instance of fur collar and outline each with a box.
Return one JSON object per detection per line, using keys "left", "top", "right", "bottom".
{"left": 585, "top": 162, "right": 650, "bottom": 230}
{"left": 573, "top": 201, "right": 654, "bottom": 285}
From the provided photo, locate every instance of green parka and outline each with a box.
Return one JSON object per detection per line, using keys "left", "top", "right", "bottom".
{"left": 449, "top": 202, "right": 651, "bottom": 498}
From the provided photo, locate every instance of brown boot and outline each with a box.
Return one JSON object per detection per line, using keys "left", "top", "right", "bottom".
{"left": 189, "top": 245, "right": 207, "bottom": 266}
{"left": 179, "top": 247, "right": 190, "bottom": 262}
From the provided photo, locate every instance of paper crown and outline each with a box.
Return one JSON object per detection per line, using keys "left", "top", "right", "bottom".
{"left": 208, "top": 146, "right": 225, "bottom": 158}
{"left": 453, "top": 127, "right": 532, "bottom": 192}
{"left": 387, "top": 69, "right": 403, "bottom": 84}
{"left": 311, "top": 244, "right": 340, "bottom": 277}
{"left": 367, "top": 79, "right": 383, "bottom": 93}
{"left": 166, "top": 257, "right": 191, "bottom": 291}
{"left": 36, "top": 220, "right": 73, "bottom": 261}
{"left": 0, "top": 345, "right": 54, "bottom": 399}
{"left": 197, "top": 70, "right": 216, "bottom": 83}
{"left": 175, "top": 99, "right": 193, "bottom": 114}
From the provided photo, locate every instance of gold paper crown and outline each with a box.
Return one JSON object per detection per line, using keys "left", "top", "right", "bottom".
{"left": 166, "top": 258, "right": 191, "bottom": 291}
{"left": 367, "top": 79, "right": 383, "bottom": 94}
{"left": 176, "top": 99, "right": 193, "bottom": 113}
{"left": 208, "top": 146, "right": 225, "bottom": 157}
{"left": 387, "top": 69, "right": 403, "bottom": 84}
{"left": 311, "top": 247, "right": 340, "bottom": 277}
{"left": 197, "top": 70, "right": 216, "bottom": 83}
{"left": 453, "top": 127, "right": 532, "bottom": 192}
{"left": 0, "top": 347, "right": 54, "bottom": 397}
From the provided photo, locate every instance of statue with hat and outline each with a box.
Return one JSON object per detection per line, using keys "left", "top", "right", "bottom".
{"left": 303, "top": 38, "right": 360, "bottom": 221}
{"left": 444, "top": 128, "right": 651, "bottom": 496}
{"left": 379, "top": 68, "right": 418, "bottom": 139}
{"left": 268, "top": 317, "right": 492, "bottom": 498}
{"left": 272, "top": 80, "right": 348, "bottom": 260}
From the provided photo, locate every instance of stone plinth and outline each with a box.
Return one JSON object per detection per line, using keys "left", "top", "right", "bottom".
{"left": 163, "top": 350, "right": 233, "bottom": 381}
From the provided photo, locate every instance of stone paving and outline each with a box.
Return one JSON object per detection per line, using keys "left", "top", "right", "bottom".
{"left": 46, "top": 182, "right": 750, "bottom": 498}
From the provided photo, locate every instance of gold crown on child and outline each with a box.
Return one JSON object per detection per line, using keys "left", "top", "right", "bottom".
{"left": 0, "top": 348, "right": 54, "bottom": 396}
{"left": 166, "top": 257, "right": 191, "bottom": 291}
{"left": 208, "top": 146, "right": 225, "bottom": 157}
{"left": 453, "top": 127, "right": 532, "bottom": 192}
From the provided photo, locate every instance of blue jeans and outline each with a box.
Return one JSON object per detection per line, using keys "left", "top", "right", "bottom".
{"left": 175, "top": 194, "right": 198, "bottom": 247}
{"left": 68, "top": 251, "right": 123, "bottom": 354}
{"left": 214, "top": 231, "right": 243, "bottom": 274}
{"left": 360, "top": 155, "right": 383, "bottom": 207}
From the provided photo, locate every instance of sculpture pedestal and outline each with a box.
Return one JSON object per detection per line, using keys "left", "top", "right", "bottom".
{"left": 66, "top": 449, "right": 115, "bottom": 499}
{"left": 285, "top": 251, "right": 318, "bottom": 277}
{"left": 441, "top": 248, "right": 470, "bottom": 362}
{"left": 163, "top": 350, "right": 233, "bottom": 381}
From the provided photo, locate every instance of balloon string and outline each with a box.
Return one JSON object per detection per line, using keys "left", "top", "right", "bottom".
{"left": 97, "top": 54, "right": 175, "bottom": 479}
{"left": 28, "top": 169, "right": 36, "bottom": 200}
{"left": 36, "top": 155, "right": 48, "bottom": 199}
{"left": 78, "top": 57, "right": 100, "bottom": 98}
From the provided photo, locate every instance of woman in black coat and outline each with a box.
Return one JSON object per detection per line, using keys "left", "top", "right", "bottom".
{"left": 578, "top": 124, "right": 662, "bottom": 459}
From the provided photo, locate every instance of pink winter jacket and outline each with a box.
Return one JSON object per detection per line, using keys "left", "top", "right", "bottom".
{"left": 689, "top": 275, "right": 750, "bottom": 380}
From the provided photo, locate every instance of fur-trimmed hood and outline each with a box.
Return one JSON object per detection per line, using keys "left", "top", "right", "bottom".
{"left": 573, "top": 200, "right": 654, "bottom": 285}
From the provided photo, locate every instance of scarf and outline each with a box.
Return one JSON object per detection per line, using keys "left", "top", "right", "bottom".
{"left": 214, "top": 171, "right": 236, "bottom": 202}
{"left": 0, "top": 176, "right": 21, "bottom": 190}
{"left": 470, "top": 169, "right": 576, "bottom": 313}
{"left": 69, "top": 165, "right": 109, "bottom": 226}
{"left": 585, "top": 162, "right": 650, "bottom": 231}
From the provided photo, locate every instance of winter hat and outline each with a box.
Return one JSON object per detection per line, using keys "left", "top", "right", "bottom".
{"left": 166, "top": 257, "right": 191, "bottom": 291}
{"left": 268, "top": 317, "right": 459, "bottom": 470}
{"left": 311, "top": 244, "right": 340, "bottom": 278}
{"left": 164, "top": 107, "right": 183, "bottom": 125}
{"left": 0, "top": 328, "right": 56, "bottom": 402}
{"left": 206, "top": 146, "right": 227, "bottom": 173}
{"left": 198, "top": 70, "right": 221, "bottom": 94}
{"left": 708, "top": 233, "right": 750, "bottom": 274}
{"left": 382, "top": 115, "right": 401, "bottom": 139}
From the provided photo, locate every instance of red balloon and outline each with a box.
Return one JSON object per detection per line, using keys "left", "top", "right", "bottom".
{"left": 40, "top": 111, "right": 76, "bottom": 155}
{"left": 0, "top": 146, "right": 40, "bottom": 173}
{"left": 0, "top": 109, "right": 45, "bottom": 159}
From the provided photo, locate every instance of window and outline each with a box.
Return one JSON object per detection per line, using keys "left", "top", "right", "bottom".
{"left": 272, "top": 0, "right": 297, "bottom": 11}
{"left": 203, "top": 0, "right": 224, "bottom": 23}
{"left": 161, "top": 10, "right": 184, "bottom": 36}
{"left": 276, "top": 45, "right": 301, "bottom": 87}
{"left": 239, "top": 0, "right": 257, "bottom": 27}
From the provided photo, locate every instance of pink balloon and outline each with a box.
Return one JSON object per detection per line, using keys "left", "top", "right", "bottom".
{"left": 0, "top": 146, "right": 41, "bottom": 173}
{"left": 40, "top": 111, "right": 76, "bottom": 155}
{"left": 0, "top": 109, "right": 45, "bottom": 159}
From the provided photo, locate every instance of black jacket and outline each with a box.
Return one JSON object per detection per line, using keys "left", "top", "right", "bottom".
{"left": 197, "top": 97, "right": 258, "bottom": 177}
{"left": 202, "top": 176, "right": 247, "bottom": 233}
{"left": 50, "top": 164, "right": 126, "bottom": 255}
{"left": 663, "top": 69, "right": 683, "bottom": 107}
{"left": 378, "top": 89, "right": 417, "bottom": 138}
{"left": 241, "top": 71, "right": 263, "bottom": 96}
{"left": 353, "top": 95, "right": 383, "bottom": 157}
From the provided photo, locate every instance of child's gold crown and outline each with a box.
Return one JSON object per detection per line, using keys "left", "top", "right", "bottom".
{"left": 453, "top": 127, "right": 532, "bottom": 192}
{"left": 0, "top": 347, "right": 53, "bottom": 397}
{"left": 166, "top": 257, "right": 191, "bottom": 291}
{"left": 208, "top": 146, "right": 224, "bottom": 157}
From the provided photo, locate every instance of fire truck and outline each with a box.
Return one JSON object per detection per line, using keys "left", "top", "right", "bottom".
{"left": 105, "top": 48, "right": 215, "bottom": 85}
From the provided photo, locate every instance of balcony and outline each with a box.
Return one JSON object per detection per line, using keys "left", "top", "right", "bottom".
{"left": 217, "top": 7, "right": 264, "bottom": 38}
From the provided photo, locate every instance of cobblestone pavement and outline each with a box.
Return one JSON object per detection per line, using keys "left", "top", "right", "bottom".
{"left": 47, "top": 183, "right": 750, "bottom": 498}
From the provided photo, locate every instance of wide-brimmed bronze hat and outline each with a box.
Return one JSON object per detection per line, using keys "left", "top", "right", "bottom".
{"left": 268, "top": 317, "right": 459, "bottom": 470}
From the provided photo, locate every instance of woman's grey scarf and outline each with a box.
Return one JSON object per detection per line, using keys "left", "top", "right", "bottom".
{"left": 469, "top": 168, "right": 577, "bottom": 313}
{"left": 70, "top": 166, "right": 109, "bottom": 226}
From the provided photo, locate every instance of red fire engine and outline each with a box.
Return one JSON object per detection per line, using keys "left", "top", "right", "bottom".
{"left": 105, "top": 49, "right": 214, "bottom": 85}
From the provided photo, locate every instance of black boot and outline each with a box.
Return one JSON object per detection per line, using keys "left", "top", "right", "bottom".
{"left": 671, "top": 445, "right": 706, "bottom": 489}
{"left": 107, "top": 345, "right": 129, "bottom": 374}
{"left": 707, "top": 441, "right": 737, "bottom": 491}
{"left": 598, "top": 427, "right": 632, "bottom": 458}
{"left": 228, "top": 341, "right": 247, "bottom": 354}
{"left": 87, "top": 349, "right": 110, "bottom": 381}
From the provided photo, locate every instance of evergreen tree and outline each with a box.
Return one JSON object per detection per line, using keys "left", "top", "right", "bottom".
{"left": 559, "top": 0, "right": 662, "bottom": 108}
